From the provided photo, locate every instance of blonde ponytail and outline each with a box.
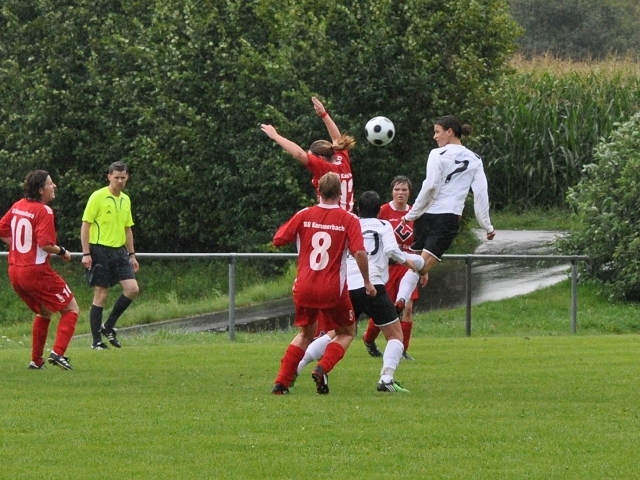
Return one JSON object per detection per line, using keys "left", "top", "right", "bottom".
{"left": 333, "top": 133, "right": 356, "bottom": 152}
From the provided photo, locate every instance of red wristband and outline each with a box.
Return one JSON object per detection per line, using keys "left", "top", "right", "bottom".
{"left": 319, "top": 111, "right": 328, "bottom": 119}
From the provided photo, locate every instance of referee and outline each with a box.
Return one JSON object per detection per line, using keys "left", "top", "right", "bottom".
{"left": 80, "top": 161, "right": 140, "bottom": 350}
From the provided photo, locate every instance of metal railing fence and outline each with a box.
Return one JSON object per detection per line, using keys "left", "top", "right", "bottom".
{"left": 1, "top": 251, "right": 590, "bottom": 338}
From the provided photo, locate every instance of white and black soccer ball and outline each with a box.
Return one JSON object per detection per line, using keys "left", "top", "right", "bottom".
{"left": 365, "top": 116, "right": 395, "bottom": 146}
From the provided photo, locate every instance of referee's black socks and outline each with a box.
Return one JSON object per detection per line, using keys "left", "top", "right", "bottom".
{"left": 104, "top": 294, "right": 133, "bottom": 330}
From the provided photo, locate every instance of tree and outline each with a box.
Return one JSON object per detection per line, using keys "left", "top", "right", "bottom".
{"left": 0, "top": 0, "right": 520, "bottom": 252}
{"left": 558, "top": 112, "right": 640, "bottom": 301}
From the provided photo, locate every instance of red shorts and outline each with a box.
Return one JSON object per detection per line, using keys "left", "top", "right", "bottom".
{"left": 8, "top": 264, "right": 75, "bottom": 314}
{"left": 295, "top": 290, "right": 355, "bottom": 331}
{"left": 385, "top": 263, "right": 419, "bottom": 302}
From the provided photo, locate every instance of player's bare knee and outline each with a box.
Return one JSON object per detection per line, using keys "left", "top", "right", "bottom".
{"left": 64, "top": 298, "right": 80, "bottom": 314}
{"left": 92, "top": 288, "right": 108, "bottom": 306}
{"left": 122, "top": 280, "right": 140, "bottom": 299}
{"left": 299, "top": 326, "right": 316, "bottom": 343}
{"left": 335, "top": 324, "right": 355, "bottom": 337}
{"left": 381, "top": 321, "right": 403, "bottom": 342}
{"left": 126, "top": 286, "right": 140, "bottom": 299}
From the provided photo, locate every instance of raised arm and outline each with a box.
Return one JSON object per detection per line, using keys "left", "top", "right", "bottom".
{"left": 312, "top": 97, "right": 340, "bottom": 143}
{"left": 261, "top": 124, "right": 309, "bottom": 166}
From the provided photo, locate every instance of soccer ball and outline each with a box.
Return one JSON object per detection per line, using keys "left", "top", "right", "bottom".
{"left": 365, "top": 116, "right": 395, "bottom": 146}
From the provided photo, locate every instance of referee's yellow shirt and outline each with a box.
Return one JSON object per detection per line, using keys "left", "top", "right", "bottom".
{"left": 82, "top": 186, "right": 134, "bottom": 247}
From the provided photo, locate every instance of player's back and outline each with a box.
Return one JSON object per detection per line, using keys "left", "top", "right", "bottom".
{"left": 292, "top": 204, "right": 358, "bottom": 308}
{"left": 307, "top": 151, "right": 353, "bottom": 212}
{"left": 347, "top": 217, "right": 400, "bottom": 288}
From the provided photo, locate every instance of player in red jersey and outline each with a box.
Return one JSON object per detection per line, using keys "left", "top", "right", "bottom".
{"left": 0, "top": 171, "right": 80, "bottom": 370}
{"left": 262, "top": 96, "right": 357, "bottom": 339}
{"left": 362, "top": 176, "right": 427, "bottom": 360}
{"left": 270, "top": 172, "right": 375, "bottom": 395}
{"left": 261, "top": 96, "right": 355, "bottom": 212}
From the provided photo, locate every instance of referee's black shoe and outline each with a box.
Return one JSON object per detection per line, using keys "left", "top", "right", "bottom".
{"left": 101, "top": 325, "right": 122, "bottom": 348}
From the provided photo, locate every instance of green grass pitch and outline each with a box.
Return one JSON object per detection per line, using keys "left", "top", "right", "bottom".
{"left": 1, "top": 330, "right": 638, "bottom": 479}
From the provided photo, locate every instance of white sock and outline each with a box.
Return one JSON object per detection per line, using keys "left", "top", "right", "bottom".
{"left": 406, "top": 253, "right": 425, "bottom": 272}
{"left": 380, "top": 338, "right": 404, "bottom": 383}
{"left": 397, "top": 270, "right": 420, "bottom": 303}
{"left": 297, "top": 333, "right": 332, "bottom": 374}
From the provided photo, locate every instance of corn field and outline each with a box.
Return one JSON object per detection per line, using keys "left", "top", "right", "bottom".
{"left": 475, "top": 55, "right": 640, "bottom": 209}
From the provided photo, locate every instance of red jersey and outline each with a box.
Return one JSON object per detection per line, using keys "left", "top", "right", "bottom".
{"left": 378, "top": 202, "right": 414, "bottom": 253}
{"left": 273, "top": 203, "right": 364, "bottom": 308}
{"left": 0, "top": 198, "right": 57, "bottom": 266}
{"left": 305, "top": 150, "right": 354, "bottom": 212}
{"left": 379, "top": 202, "right": 419, "bottom": 302}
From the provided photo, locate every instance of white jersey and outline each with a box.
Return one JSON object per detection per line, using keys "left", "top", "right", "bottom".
{"left": 405, "top": 144, "right": 493, "bottom": 233}
{"left": 346, "top": 217, "right": 406, "bottom": 289}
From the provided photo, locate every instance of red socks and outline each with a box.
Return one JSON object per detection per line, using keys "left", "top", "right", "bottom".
{"left": 365, "top": 319, "right": 412, "bottom": 352}
{"left": 317, "top": 342, "right": 345, "bottom": 374}
{"left": 32, "top": 312, "right": 79, "bottom": 362}
{"left": 52, "top": 311, "right": 79, "bottom": 356}
{"left": 362, "top": 318, "right": 380, "bottom": 344}
{"left": 401, "top": 321, "right": 412, "bottom": 352}
{"left": 275, "top": 344, "right": 305, "bottom": 387}
{"left": 31, "top": 315, "right": 51, "bottom": 364}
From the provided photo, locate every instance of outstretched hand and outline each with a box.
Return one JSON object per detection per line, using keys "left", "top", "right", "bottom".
{"left": 311, "top": 96, "right": 326, "bottom": 116}
{"left": 261, "top": 124, "right": 278, "bottom": 139}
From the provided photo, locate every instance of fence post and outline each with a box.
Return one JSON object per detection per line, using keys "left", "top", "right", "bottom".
{"left": 465, "top": 256, "right": 473, "bottom": 337}
{"left": 228, "top": 254, "right": 237, "bottom": 341}
{"left": 571, "top": 260, "right": 578, "bottom": 334}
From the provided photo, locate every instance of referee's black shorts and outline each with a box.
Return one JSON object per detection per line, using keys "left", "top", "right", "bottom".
{"left": 410, "top": 213, "right": 460, "bottom": 261}
{"left": 86, "top": 245, "right": 135, "bottom": 288}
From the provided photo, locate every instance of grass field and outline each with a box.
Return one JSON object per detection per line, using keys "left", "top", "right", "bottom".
{"left": 3, "top": 277, "right": 640, "bottom": 479}
{"left": 2, "top": 211, "right": 639, "bottom": 477}
{"left": 1, "top": 329, "right": 638, "bottom": 479}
